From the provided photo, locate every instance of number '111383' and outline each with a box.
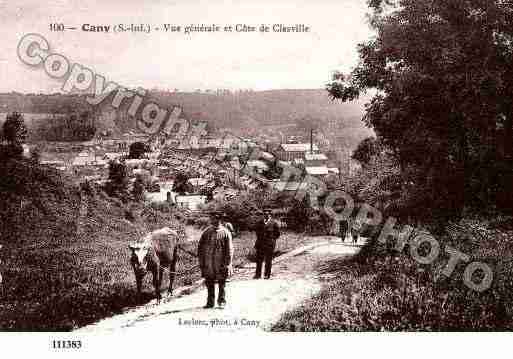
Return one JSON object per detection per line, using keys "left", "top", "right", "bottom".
{"left": 52, "top": 340, "right": 82, "bottom": 349}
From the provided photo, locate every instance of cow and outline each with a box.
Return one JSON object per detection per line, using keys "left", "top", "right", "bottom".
{"left": 128, "top": 227, "right": 181, "bottom": 302}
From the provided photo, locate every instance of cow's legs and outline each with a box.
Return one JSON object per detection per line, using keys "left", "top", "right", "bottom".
{"left": 158, "top": 267, "right": 164, "bottom": 291}
{"left": 169, "top": 247, "right": 179, "bottom": 295}
{"left": 135, "top": 273, "right": 143, "bottom": 299}
{"left": 153, "top": 269, "right": 162, "bottom": 302}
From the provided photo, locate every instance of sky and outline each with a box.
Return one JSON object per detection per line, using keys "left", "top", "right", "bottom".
{"left": 0, "top": 0, "right": 374, "bottom": 93}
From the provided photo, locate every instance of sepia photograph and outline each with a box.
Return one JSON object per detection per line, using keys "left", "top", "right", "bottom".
{"left": 0, "top": 0, "right": 512, "bottom": 355}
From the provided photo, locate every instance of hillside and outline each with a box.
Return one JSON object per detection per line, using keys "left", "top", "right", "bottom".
{"left": 0, "top": 159, "right": 311, "bottom": 330}
{"left": 147, "top": 89, "right": 366, "bottom": 128}
{"left": 0, "top": 159, "right": 188, "bottom": 330}
{"left": 0, "top": 90, "right": 370, "bottom": 146}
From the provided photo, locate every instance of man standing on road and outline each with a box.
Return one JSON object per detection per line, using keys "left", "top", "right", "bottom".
{"left": 339, "top": 219, "right": 349, "bottom": 242}
{"left": 254, "top": 209, "right": 281, "bottom": 279}
{"left": 198, "top": 212, "right": 234, "bottom": 309}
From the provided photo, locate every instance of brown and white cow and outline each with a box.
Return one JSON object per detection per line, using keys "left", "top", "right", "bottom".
{"left": 129, "top": 227, "right": 181, "bottom": 302}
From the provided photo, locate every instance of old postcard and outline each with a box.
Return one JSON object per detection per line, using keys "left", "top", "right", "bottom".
{"left": 0, "top": 0, "right": 512, "bottom": 356}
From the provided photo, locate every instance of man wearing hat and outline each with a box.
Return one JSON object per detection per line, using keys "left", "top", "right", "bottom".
{"left": 198, "top": 211, "right": 234, "bottom": 308}
{"left": 254, "top": 209, "right": 281, "bottom": 279}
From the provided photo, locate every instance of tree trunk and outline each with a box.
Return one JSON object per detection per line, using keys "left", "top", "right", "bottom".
{"left": 500, "top": 112, "right": 513, "bottom": 213}
{"left": 504, "top": 114, "right": 513, "bottom": 162}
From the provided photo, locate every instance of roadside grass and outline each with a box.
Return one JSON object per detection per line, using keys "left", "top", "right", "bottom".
{"left": 4, "top": 159, "right": 511, "bottom": 332}
{"left": 0, "top": 226, "right": 307, "bottom": 331}
{"left": 273, "top": 221, "right": 513, "bottom": 331}
{"left": 0, "top": 160, "right": 309, "bottom": 331}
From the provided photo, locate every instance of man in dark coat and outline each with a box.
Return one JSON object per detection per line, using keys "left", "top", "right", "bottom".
{"left": 254, "top": 209, "right": 281, "bottom": 279}
{"left": 198, "top": 212, "right": 234, "bottom": 308}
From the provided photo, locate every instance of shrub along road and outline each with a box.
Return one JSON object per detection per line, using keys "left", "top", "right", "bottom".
{"left": 76, "top": 236, "right": 364, "bottom": 333}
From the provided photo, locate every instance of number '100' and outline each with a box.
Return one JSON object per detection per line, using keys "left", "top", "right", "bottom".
{"left": 49, "top": 23, "right": 64, "bottom": 31}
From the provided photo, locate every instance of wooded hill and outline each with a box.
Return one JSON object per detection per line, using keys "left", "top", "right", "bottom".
{"left": 0, "top": 89, "right": 369, "bottom": 146}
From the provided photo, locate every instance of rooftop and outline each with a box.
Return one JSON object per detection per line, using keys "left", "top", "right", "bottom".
{"left": 280, "top": 143, "right": 319, "bottom": 152}
{"left": 305, "top": 152, "right": 328, "bottom": 161}
{"left": 260, "top": 151, "right": 275, "bottom": 161}
{"left": 245, "top": 160, "right": 270, "bottom": 170}
{"left": 305, "top": 166, "right": 329, "bottom": 175}
{"left": 188, "top": 178, "right": 209, "bottom": 187}
{"left": 270, "top": 181, "right": 309, "bottom": 192}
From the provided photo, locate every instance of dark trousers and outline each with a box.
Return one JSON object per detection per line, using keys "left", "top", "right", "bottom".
{"left": 255, "top": 249, "right": 274, "bottom": 278}
{"left": 351, "top": 228, "right": 359, "bottom": 243}
{"left": 205, "top": 279, "right": 226, "bottom": 305}
{"left": 339, "top": 220, "right": 348, "bottom": 240}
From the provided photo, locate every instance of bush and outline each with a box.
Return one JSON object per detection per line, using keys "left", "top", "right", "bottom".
{"left": 2, "top": 112, "right": 27, "bottom": 145}
{"left": 202, "top": 191, "right": 265, "bottom": 231}
{"left": 0, "top": 143, "right": 24, "bottom": 162}
{"left": 105, "top": 161, "right": 129, "bottom": 201}
{"left": 273, "top": 218, "right": 513, "bottom": 331}
{"left": 128, "top": 142, "right": 149, "bottom": 159}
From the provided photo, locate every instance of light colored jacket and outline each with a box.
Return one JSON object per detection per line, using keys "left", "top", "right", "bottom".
{"left": 198, "top": 225, "right": 233, "bottom": 280}
{"left": 224, "top": 222, "right": 235, "bottom": 234}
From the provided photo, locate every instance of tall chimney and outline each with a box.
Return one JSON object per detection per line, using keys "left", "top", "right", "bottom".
{"left": 310, "top": 128, "right": 313, "bottom": 154}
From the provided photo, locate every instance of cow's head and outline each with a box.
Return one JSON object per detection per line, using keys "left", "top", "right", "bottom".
{"left": 129, "top": 243, "right": 150, "bottom": 273}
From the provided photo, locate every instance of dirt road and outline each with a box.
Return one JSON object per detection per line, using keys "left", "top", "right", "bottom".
{"left": 76, "top": 236, "right": 364, "bottom": 333}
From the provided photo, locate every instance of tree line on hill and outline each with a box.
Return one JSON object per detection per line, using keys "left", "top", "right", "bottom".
{"left": 0, "top": 89, "right": 369, "bottom": 147}
{"left": 31, "top": 111, "right": 96, "bottom": 141}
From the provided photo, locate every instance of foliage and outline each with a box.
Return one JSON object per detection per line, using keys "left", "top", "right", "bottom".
{"left": 172, "top": 171, "right": 193, "bottom": 195}
{"left": 105, "top": 160, "right": 129, "bottom": 201}
{"left": 128, "top": 142, "right": 149, "bottom": 159}
{"left": 198, "top": 189, "right": 336, "bottom": 234}
{"left": 2, "top": 112, "right": 27, "bottom": 144}
{"left": 32, "top": 111, "right": 96, "bottom": 141}
{"left": 132, "top": 175, "right": 146, "bottom": 202}
{"left": 328, "top": 0, "right": 513, "bottom": 219}
{"left": 29, "top": 146, "right": 41, "bottom": 164}
{"left": 0, "top": 143, "right": 23, "bottom": 162}
{"left": 1, "top": 112, "right": 27, "bottom": 161}
{"left": 284, "top": 197, "right": 311, "bottom": 232}
{"left": 352, "top": 136, "right": 381, "bottom": 165}
{"left": 273, "top": 218, "right": 513, "bottom": 331}
{"left": 0, "top": 159, "right": 312, "bottom": 330}
{"left": 203, "top": 190, "right": 266, "bottom": 231}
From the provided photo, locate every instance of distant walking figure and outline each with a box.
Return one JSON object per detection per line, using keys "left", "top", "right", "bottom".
{"left": 198, "top": 212, "right": 234, "bottom": 309}
{"left": 351, "top": 218, "right": 362, "bottom": 244}
{"left": 254, "top": 209, "right": 281, "bottom": 279}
